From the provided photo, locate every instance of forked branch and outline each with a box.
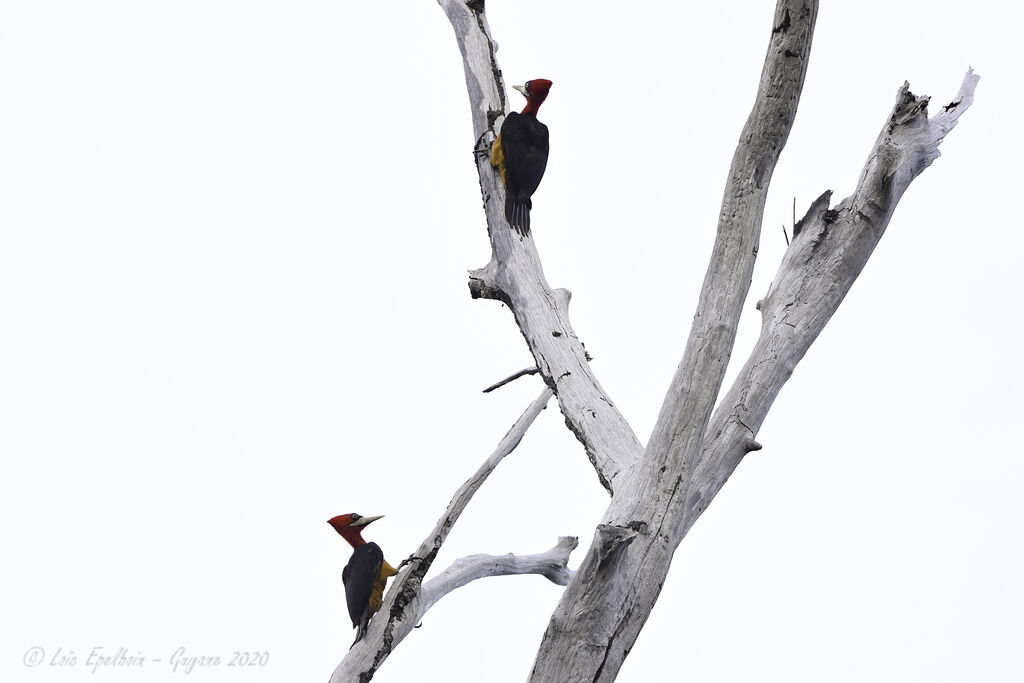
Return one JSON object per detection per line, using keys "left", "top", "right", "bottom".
{"left": 330, "top": 387, "right": 554, "bottom": 681}
{"left": 332, "top": 1, "right": 977, "bottom": 680}
{"left": 529, "top": 4, "right": 820, "bottom": 681}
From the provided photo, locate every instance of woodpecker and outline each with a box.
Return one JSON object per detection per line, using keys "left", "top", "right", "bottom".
{"left": 490, "top": 78, "right": 553, "bottom": 235}
{"left": 328, "top": 513, "right": 398, "bottom": 646}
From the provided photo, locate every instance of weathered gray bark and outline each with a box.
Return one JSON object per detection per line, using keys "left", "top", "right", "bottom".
{"left": 527, "top": 67, "right": 976, "bottom": 682}
{"left": 330, "top": 388, "right": 564, "bottom": 681}
{"left": 329, "top": 0, "right": 977, "bottom": 679}
{"left": 444, "top": 0, "right": 643, "bottom": 495}
{"left": 435, "top": 1, "right": 976, "bottom": 681}
{"left": 420, "top": 536, "right": 578, "bottom": 615}
{"left": 676, "top": 70, "right": 979, "bottom": 545}
{"left": 529, "top": 3, "right": 818, "bottom": 679}
{"left": 329, "top": 535, "right": 574, "bottom": 683}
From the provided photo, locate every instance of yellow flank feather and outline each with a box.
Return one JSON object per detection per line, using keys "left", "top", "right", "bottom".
{"left": 368, "top": 559, "right": 399, "bottom": 616}
{"left": 490, "top": 132, "right": 507, "bottom": 185}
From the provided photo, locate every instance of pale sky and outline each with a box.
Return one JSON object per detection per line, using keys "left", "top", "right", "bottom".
{"left": 2, "top": 1, "right": 1022, "bottom": 682}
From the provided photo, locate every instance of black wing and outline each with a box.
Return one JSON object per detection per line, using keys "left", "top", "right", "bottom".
{"left": 500, "top": 112, "right": 550, "bottom": 203}
{"left": 342, "top": 542, "right": 383, "bottom": 630}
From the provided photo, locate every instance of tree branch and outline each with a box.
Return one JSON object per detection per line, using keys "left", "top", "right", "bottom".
{"left": 674, "top": 69, "right": 980, "bottom": 542}
{"left": 438, "top": 0, "right": 642, "bottom": 494}
{"left": 427, "top": 4, "right": 976, "bottom": 683}
{"left": 419, "top": 536, "right": 579, "bottom": 615}
{"left": 331, "top": 386, "right": 553, "bottom": 682}
{"left": 529, "top": 2, "right": 819, "bottom": 680}
{"left": 482, "top": 365, "right": 539, "bottom": 393}
{"left": 642, "top": 0, "right": 818, "bottom": 494}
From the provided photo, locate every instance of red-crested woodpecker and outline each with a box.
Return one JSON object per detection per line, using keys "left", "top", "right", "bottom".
{"left": 328, "top": 512, "right": 397, "bottom": 646}
{"left": 490, "top": 78, "right": 553, "bottom": 235}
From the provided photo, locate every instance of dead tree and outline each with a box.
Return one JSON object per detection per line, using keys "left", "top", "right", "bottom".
{"left": 330, "top": 0, "right": 977, "bottom": 680}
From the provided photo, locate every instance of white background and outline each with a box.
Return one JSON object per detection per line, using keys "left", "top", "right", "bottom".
{"left": 1, "top": 1, "right": 1021, "bottom": 681}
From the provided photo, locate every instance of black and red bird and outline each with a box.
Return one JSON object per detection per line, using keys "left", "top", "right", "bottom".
{"left": 490, "top": 78, "right": 553, "bottom": 235}
{"left": 328, "top": 512, "right": 397, "bottom": 646}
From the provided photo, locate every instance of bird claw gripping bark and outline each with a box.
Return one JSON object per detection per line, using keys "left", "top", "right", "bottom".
{"left": 397, "top": 554, "right": 424, "bottom": 571}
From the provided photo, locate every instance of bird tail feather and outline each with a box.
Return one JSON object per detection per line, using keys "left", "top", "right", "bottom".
{"left": 351, "top": 612, "right": 370, "bottom": 648}
{"left": 505, "top": 198, "right": 531, "bottom": 236}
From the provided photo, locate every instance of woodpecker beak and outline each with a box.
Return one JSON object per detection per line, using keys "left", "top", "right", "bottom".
{"left": 350, "top": 514, "right": 384, "bottom": 527}
{"left": 512, "top": 84, "right": 528, "bottom": 98}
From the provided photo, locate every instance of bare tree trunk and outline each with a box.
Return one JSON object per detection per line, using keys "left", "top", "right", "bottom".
{"left": 529, "top": 3, "right": 818, "bottom": 678}
{"left": 526, "top": 66, "right": 978, "bottom": 683}
{"left": 328, "top": 0, "right": 977, "bottom": 678}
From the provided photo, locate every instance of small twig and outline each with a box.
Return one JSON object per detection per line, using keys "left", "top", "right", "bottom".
{"left": 782, "top": 223, "right": 790, "bottom": 246}
{"left": 482, "top": 366, "right": 540, "bottom": 393}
